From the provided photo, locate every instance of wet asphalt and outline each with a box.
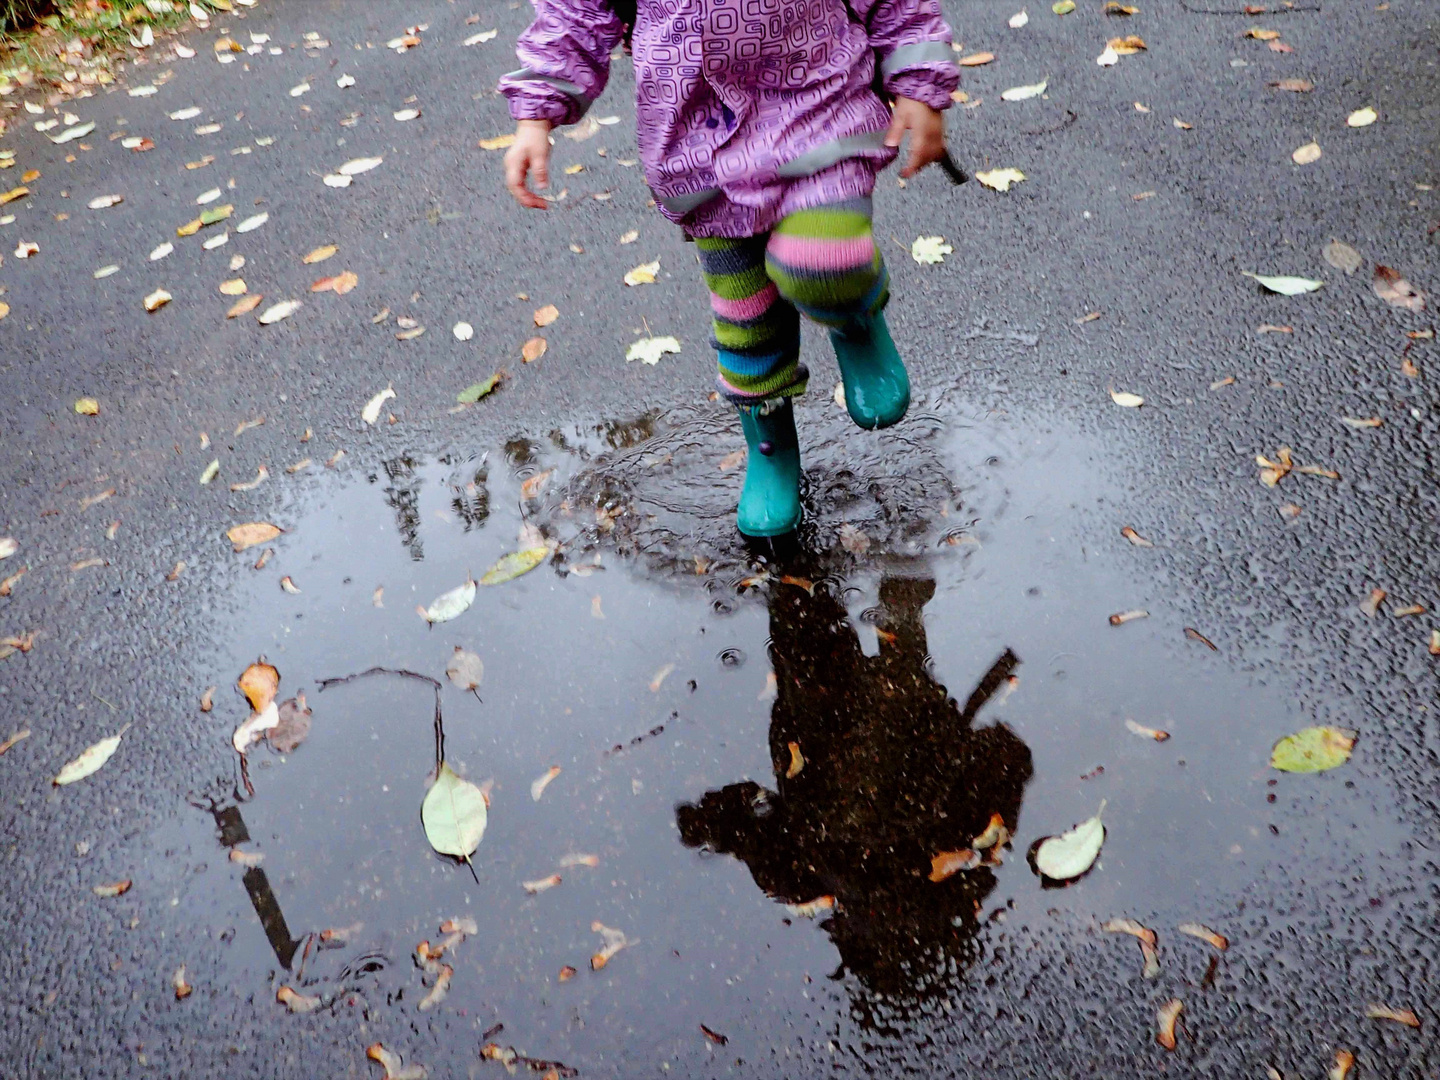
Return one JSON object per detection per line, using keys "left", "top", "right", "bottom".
{"left": 1, "top": 0, "right": 1438, "bottom": 1076}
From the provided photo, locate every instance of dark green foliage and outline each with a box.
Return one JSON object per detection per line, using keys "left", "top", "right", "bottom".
{"left": 0, "top": 0, "right": 58, "bottom": 36}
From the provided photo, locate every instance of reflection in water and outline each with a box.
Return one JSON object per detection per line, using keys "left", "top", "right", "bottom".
{"left": 211, "top": 804, "right": 302, "bottom": 970}
{"left": 380, "top": 454, "right": 424, "bottom": 561}
{"left": 678, "top": 566, "right": 1033, "bottom": 1012}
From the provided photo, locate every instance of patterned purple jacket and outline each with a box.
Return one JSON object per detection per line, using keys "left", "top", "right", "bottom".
{"left": 499, "top": 0, "right": 960, "bottom": 237}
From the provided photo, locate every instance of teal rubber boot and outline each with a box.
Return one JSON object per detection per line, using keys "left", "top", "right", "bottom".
{"left": 735, "top": 399, "right": 802, "bottom": 538}
{"left": 830, "top": 311, "right": 911, "bottom": 430}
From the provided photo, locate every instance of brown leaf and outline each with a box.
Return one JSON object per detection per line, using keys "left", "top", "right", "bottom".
{"left": 227, "top": 521, "right": 282, "bottom": 551}
{"left": 238, "top": 660, "right": 280, "bottom": 712}
{"left": 1270, "top": 78, "right": 1314, "bottom": 92}
{"left": 520, "top": 469, "right": 553, "bottom": 500}
{"left": 70, "top": 557, "right": 108, "bottom": 572}
{"left": 1183, "top": 627, "right": 1217, "bottom": 651}
{"left": 1107, "top": 34, "right": 1146, "bottom": 53}
{"left": 522, "top": 336, "right": 547, "bottom": 363}
{"left": 928, "top": 849, "right": 980, "bottom": 882}
{"left": 267, "top": 692, "right": 312, "bottom": 753}
{"left": 227, "top": 294, "right": 263, "bottom": 318}
{"left": 785, "top": 740, "right": 805, "bottom": 778}
{"left": 558, "top": 965, "right": 577, "bottom": 982}
{"left": 700, "top": 1024, "right": 729, "bottom": 1046}
{"left": 1177, "top": 922, "right": 1228, "bottom": 950}
{"left": 166, "top": 560, "right": 186, "bottom": 582}
{"left": 1359, "top": 587, "right": 1387, "bottom": 617}
{"left": 1156, "top": 998, "right": 1182, "bottom": 1050}
{"left": 311, "top": 271, "right": 358, "bottom": 294}
{"left": 534, "top": 303, "right": 559, "bottom": 327}
{"left": 1120, "top": 526, "right": 1153, "bottom": 547}
{"left": 200, "top": 686, "right": 216, "bottom": 712}
{"left": 1296, "top": 463, "right": 1340, "bottom": 480}
{"left": 1256, "top": 445, "right": 1294, "bottom": 487}
{"left": 1109, "top": 609, "right": 1148, "bottom": 626}
{"left": 1365, "top": 1003, "right": 1421, "bottom": 1028}
{"left": 92, "top": 879, "right": 132, "bottom": 897}
{"left": 1373, "top": 265, "right": 1425, "bottom": 311}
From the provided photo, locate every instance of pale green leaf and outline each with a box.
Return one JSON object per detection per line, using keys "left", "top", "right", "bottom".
{"left": 1270, "top": 726, "right": 1355, "bottom": 772}
{"left": 54, "top": 728, "right": 127, "bottom": 785}
{"left": 1035, "top": 801, "right": 1105, "bottom": 880}
{"left": 422, "top": 762, "right": 488, "bottom": 858}
{"left": 456, "top": 373, "right": 502, "bottom": 404}
{"left": 625, "top": 335, "right": 682, "bottom": 365}
{"left": 1053, "top": 0, "right": 1075, "bottom": 13}
{"left": 1242, "top": 272, "right": 1324, "bottom": 295}
{"left": 481, "top": 547, "right": 547, "bottom": 586}
{"left": 911, "top": 236, "right": 953, "bottom": 265}
{"left": 421, "top": 579, "right": 476, "bottom": 623}
{"left": 199, "top": 459, "right": 220, "bottom": 485}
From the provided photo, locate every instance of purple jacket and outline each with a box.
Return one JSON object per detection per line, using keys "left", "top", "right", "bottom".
{"left": 500, "top": 0, "right": 959, "bottom": 237}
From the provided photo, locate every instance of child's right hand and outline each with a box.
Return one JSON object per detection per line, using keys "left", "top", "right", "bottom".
{"left": 504, "top": 119, "right": 555, "bottom": 210}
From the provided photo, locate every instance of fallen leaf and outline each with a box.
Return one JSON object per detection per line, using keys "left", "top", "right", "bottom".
{"left": 1359, "top": 586, "right": 1387, "bottom": 617}
{"left": 74, "top": 397, "right": 100, "bottom": 416}
{"left": 94, "top": 265, "right": 120, "bottom": 279}
{"left": 70, "top": 557, "right": 108, "bottom": 572}
{"left": 558, "top": 965, "right": 578, "bottom": 982}
{"left": 1256, "top": 445, "right": 1293, "bottom": 486}
{"left": 1108, "top": 609, "right": 1148, "bottom": 626}
{"left": 1177, "top": 922, "right": 1228, "bottom": 950}
{"left": 166, "top": 560, "right": 187, "bottom": 582}
{"left": 93, "top": 879, "right": 132, "bottom": 897}
{"left": 1271, "top": 78, "right": 1314, "bottom": 92}
{"left": 649, "top": 662, "right": 677, "bottom": 692}
{"left": 625, "top": 335, "right": 681, "bottom": 365}
{"left": 534, "top": 303, "right": 559, "bottom": 327}
{"left": 591, "top": 595, "right": 605, "bottom": 619}
{"left": 276, "top": 985, "right": 322, "bottom": 1013}
{"left": 172, "top": 966, "right": 193, "bottom": 1001}
{"left": 1364, "top": 1003, "right": 1421, "bottom": 1028}
{"left": 516, "top": 335, "right": 548, "bottom": 363}
{"left": 838, "top": 523, "right": 871, "bottom": 554}
{"left": 423, "top": 763, "right": 487, "bottom": 859}
{"left": 445, "top": 648, "right": 484, "bottom": 695}
{"left": 393, "top": 108, "right": 420, "bottom": 122}
{"left": 482, "top": 548, "right": 548, "bottom": 586}
{"left": 339, "top": 156, "right": 383, "bottom": 176}
{"left": 478, "top": 134, "right": 515, "bottom": 150}
{"left": 49, "top": 120, "right": 95, "bottom": 144}
{"left": 218, "top": 278, "right": 247, "bottom": 297}
{"left": 1107, "top": 34, "right": 1146, "bottom": 53}
{"left": 417, "top": 965, "right": 452, "bottom": 1011}
{"left": 590, "top": 921, "right": 631, "bottom": 969}
{"left": 0, "top": 729, "right": 30, "bottom": 755}
{"left": 1053, "top": 0, "right": 1075, "bottom": 11}
{"left": 1393, "top": 603, "right": 1425, "bottom": 618}
{"left": 522, "top": 874, "right": 562, "bottom": 894}
{"left": 464, "top": 29, "right": 499, "bottom": 45}
{"left": 1347, "top": 107, "right": 1377, "bottom": 128}
{"left": 257, "top": 299, "right": 301, "bottom": 325}
{"left": 1373, "top": 265, "right": 1425, "bottom": 311}
{"left": 395, "top": 325, "right": 426, "bottom": 341}
{"left": 0, "top": 186, "right": 30, "bottom": 206}
{"left": 1034, "top": 802, "right": 1105, "bottom": 881}
{"left": 1268, "top": 38, "right": 1293, "bottom": 52}
{"left": 1120, "top": 526, "right": 1153, "bottom": 547}
{"left": 227, "top": 522, "right": 283, "bottom": 552}
{"left": 144, "top": 289, "right": 173, "bottom": 312}
{"left": 520, "top": 470, "right": 553, "bottom": 500}
{"left": 79, "top": 487, "right": 116, "bottom": 511}
{"left": 1318, "top": 240, "right": 1362, "bottom": 275}
{"left": 976, "top": 167, "right": 1026, "bottom": 192}
{"left": 1173, "top": 117, "right": 1193, "bottom": 130}
{"left": 200, "top": 686, "right": 216, "bottom": 712}
{"left": 1140, "top": 939, "right": 1161, "bottom": 977}
{"left": 1255, "top": 324, "right": 1291, "bottom": 335}
{"left": 528, "top": 765, "right": 562, "bottom": 802}
{"left": 286, "top": 459, "right": 311, "bottom": 474}
{"left": 1001, "top": 80, "right": 1047, "bottom": 101}
{"left": 420, "top": 579, "right": 477, "bottom": 623}
{"left": 1295, "top": 463, "right": 1340, "bottom": 480}
{"left": 1009, "top": 11, "right": 1029, "bottom": 28}
{"left": 928, "top": 849, "right": 980, "bottom": 881}
{"left": 457, "top": 373, "right": 503, "bottom": 404}
{"left": 1102, "top": 917, "right": 1157, "bottom": 946}
{"left": 322, "top": 174, "right": 351, "bottom": 187}
{"left": 229, "top": 847, "right": 264, "bottom": 867}
{"left": 87, "top": 194, "right": 123, "bottom": 209}
{"left": 453, "top": 321, "right": 474, "bottom": 341}
{"left": 1341, "top": 416, "right": 1383, "bottom": 430}
{"left": 1244, "top": 272, "right": 1323, "bottom": 295}
{"left": 1110, "top": 388, "right": 1144, "bottom": 407}
{"left": 302, "top": 244, "right": 337, "bottom": 264}
{"left": 624, "top": 259, "right": 660, "bottom": 286}
{"left": 718, "top": 448, "right": 746, "bottom": 471}
{"left": 1184, "top": 627, "right": 1217, "bottom": 650}
{"left": 230, "top": 465, "right": 269, "bottom": 492}
{"left": 785, "top": 895, "right": 837, "bottom": 918}
{"left": 361, "top": 384, "right": 395, "bottom": 424}
{"left": 0, "top": 568, "right": 25, "bottom": 597}
{"left": 54, "top": 728, "right": 128, "bottom": 785}
{"left": 911, "top": 235, "right": 953, "bottom": 264}
{"left": 267, "top": 694, "right": 311, "bottom": 753}
{"left": 235, "top": 212, "right": 268, "bottom": 234}
{"left": 958, "top": 51, "right": 994, "bottom": 66}
{"left": 1244, "top": 26, "right": 1280, "bottom": 40}
{"left": 1291, "top": 141, "right": 1321, "bottom": 165}
{"left": 366, "top": 1043, "right": 426, "bottom": 1080}
{"left": 785, "top": 741, "right": 805, "bottom": 778}
{"left": 1156, "top": 998, "right": 1182, "bottom": 1050}
{"left": 227, "top": 294, "right": 263, "bottom": 318}
{"left": 1271, "top": 726, "right": 1355, "bottom": 772}
{"left": 1104, "top": 2, "right": 1139, "bottom": 12}
{"left": 1330, "top": 1050, "right": 1355, "bottom": 1080}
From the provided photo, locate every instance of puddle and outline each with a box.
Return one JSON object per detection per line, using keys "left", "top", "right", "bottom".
{"left": 148, "top": 401, "right": 1411, "bottom": 1075}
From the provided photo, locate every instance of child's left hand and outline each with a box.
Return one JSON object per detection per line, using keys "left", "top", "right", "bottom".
{"left": 884, "top": 97, "right": 947, "bottom": 179}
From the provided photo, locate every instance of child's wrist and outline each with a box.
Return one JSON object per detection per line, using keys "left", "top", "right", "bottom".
{"left": 517, "top": 118, "right": 554, "bottom": 134}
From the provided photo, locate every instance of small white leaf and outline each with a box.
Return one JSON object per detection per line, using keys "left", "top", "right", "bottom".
{"left": 94, "top": 264, "right": 120, "bottom": 279}
{"left": 1110, "top": 389, "right": 1144, "bottom": 407}
{"left": 55, "top": 729, "right": 127, "bottom": 785}
{"left": 169, "top": 107, "right": 202, "bottom": 121}
{"left": 911, "top": 236, "right": 953, "bottom": 265}
{"left": 323, "top": 173, "right": 352, "bottom": 188}
{"left": 1009, "top": 9, "right": 1029, "bottom": 27}
{"left": 144, "top": 288, "right": 172, "bottom": 312}
{"left": 1346, "top": 106, "right": 1377, "bottom": 128}
{"left": 289, "top": 82, "right": 310, "bottom": 97}
{"left": 452, "top": 321, "right": 474, "bottom": 341}
{"left": 1034, "top": 801, "right": 1106, "bottom": 880}
{"left": 87, "top": 194, "right": 123, "bottom": 209}
{"left": 463, "top": 29, "right": 498, "bottom": 45}
{"left": 336, "top": 73, "right": 356, "bottom": 88}
{"left": 625, "top": 335, "right": 682, "bottom": 365}
{"left": 257, "top": 299, "right": 301, "bottom": 325}
{"left": 361, "top": 384, "right": 395, "bottom": 424}
{"left": 236, "top": 212, "right": 268, "bottom": 234}
{"left": 128, "top": 85, "right": 158, "bottom": 97}
{"left": 1097, "top": 45, "right": 1119, "bottom": 66}
{"left": 1001, "top": 80, "right": 1047, "bottom": 101}
{"left": 1242, "top": 272, "right": 1324, "bottom": 295}
{"left": 393, "top": 108, "right": 421, "bottom": 122}
{"left": 232, "top": 701, "right": 279, "bottom": 754}
{"left": 421, "top": 579, "right": 476, "bottom": 623}
{"left": 339, "top": 156, "right": 383, "bottom": 176}
{"left": 149, "top": 242, "right": 174, "bottom": 261}
{"left": 1291, "top": 141, "right": 1321, "bottom": 165}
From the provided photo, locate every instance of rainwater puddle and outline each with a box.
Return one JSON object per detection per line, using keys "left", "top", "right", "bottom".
{"left": 155, "top": 401, "right": 1401, "bottom": 1075}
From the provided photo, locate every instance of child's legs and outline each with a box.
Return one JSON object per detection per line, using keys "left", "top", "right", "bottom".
{"left": 763, "top": 197, "right": 889, "bottom": 332}
{"left": 696, "top": 235, "right": 808, "bottom": 403}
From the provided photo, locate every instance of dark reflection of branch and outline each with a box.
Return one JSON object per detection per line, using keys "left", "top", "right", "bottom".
{"left": 677, "top": 564, "right": 1034, "bottom": 1016}
{"left": 315, "top": 666, "right": 445, "bottom": 768}
{"left": 380, "top": 454, "right": 424, "bottom": 561}
{"left": 211, "top": 804, "right": 301, "bottom": 969}
{"left": 450, "top": 462, "right": 491, "bottom": 533}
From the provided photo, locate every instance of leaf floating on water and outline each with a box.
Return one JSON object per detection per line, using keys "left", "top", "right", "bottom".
{"left": 976, "top": 167, "right": 1026, "bottom": 192}
{"left": 560, "top": 852, "right": 600, "bottom": 868}
{"left": 1364, "top": 1003, "right": 1421, "bottom": 1028}
{"left": 417, "top": 965, "right": 452, "bottom": 1012}
{"left": 1323, "top": 241, "right": 1362, "bottom": 274}
{"left": 1373, "top": 265, "right": 1425, "bottom": 312}
{"left": 1109, "top": 609, "right": 1148, "bottom": 625}
{"left": 1000, "top": 80, "right": 1047, "bottom": 101}
{"left": 1156, "top": 998, "right": 1182, "bottom": 1050}
{"left": 1270, "top": 726, "right": 1355, "bottom": 772}
{"left": 420, "top": 579, "right": 476, "bottom": 623}
{"left": 276, "top": 985, "right": 322, "bottom": 1013}
{"left": 626, "top": 335, "right": 681, "bottom": 365}
{"left": 422, "top": 762, "right": 489, "bottom": 859}
{"left": 530, "top": 765, "right": 561, "bottom": 802}
{"left": 1034, "top": 801, "right": 1105, "bottom": 881}
{"left": 590, "top": 921, "right": 631, "bottom": 969}
{"left": 1243, "top": 272, "right": 1323, "bottom": 295}
{"left": 785, "top": 895, "right": 836, "bottom": 919}
{"left": 522, "top": 874, "right": 562, "bottom": 894}
{"left": 54, "top": 729, "right": 127, "bottom": 785}
{"left": 928, "top": 849, "right": 980, "bottom": 882}
{"left": 445, "top": 648, "right": 484, "bottom": 693}
{"left": 1177, "top": 922, "right": 1228, "bottom": 950}
{"left": 481, "top": 547, "right": 548, "bottom": 586}
{"left": 361, "top": 384, "right": 395, "bottom": 424}
{"left": 1102, "top": 917, "right": 1157, "bottom": 946}
{"left": 227, "top": 521, "right": 283, "bottom": 552}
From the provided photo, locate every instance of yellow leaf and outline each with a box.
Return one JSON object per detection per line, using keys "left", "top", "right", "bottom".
{"left": 227, "top": 294, "right": 263, "bottom": 318}
{"left": 1291, "top": 141, "right": 1321, "bottom": 165}
{"left": 1108, "top": 34, "right": 1146, "bottom": 53}
{"left": 623, "top": 260, "right": 660, "bottom": 286}
{"left": 534, "top": 303, "right": 559, "bottom": 327}
{"left": 219, "top": 278, "right": 247, "bottom": 296}
{"left": 74, "top": 397, "right": 100, "bottom": 415}
{"left": 976, "top": 167, "right": 1027, "bottom": 192}
{"left": 302, "top": 244, "right": 337, "bottom": 264}
{"left": 1244, "top": 27, "right": 1280, "bottom": 40}
{"left": 1346, "top": 106, "right": 1377, "bottom": 128}
{"left": 478, "top": 134, "right": 515, "bottom": 150}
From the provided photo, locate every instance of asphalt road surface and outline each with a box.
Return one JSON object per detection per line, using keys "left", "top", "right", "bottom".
{"left": 1, "top": 1, "right": 1437, "bottom": 1077}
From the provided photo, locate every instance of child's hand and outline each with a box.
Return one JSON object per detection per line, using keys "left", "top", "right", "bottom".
{"left": 504, "top": 119, "right": 554, "bottom": 209}
{"left": 884, "top": 98, "right": 946, "bottom": 179}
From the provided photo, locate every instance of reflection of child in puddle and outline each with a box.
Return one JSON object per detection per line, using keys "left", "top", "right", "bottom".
{"left": 499, "top": 1, "right": 961, "bottom": 538}
{"left": 677, "top": 570, "right": 1032, "bottom": 998}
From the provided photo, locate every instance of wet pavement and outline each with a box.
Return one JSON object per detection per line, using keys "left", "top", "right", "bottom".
{"left": 2, "top": 0, "right": 1438, "bottom": 1077}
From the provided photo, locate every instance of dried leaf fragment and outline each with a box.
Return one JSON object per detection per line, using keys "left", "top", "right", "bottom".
{"left": 302, "top": 244, "right": 337, "bottom": 264}
{"left": 1177, "top": 922, "right": 1228, "bottom": 950}
{"left": 227, "top": 294, "right": 263, "bottom": 318}
{"left": 624, "top": 260, "right": 660, "bottom": 286}
{"left": 93, "top": 879, "right": 132, "bottom": 898}
{"left": 1184, "top": 627, "right": 1217, "bottom": 651}
{"left": 1109, "top": 609, "right": 1148, "bottom": 625}
{"left": 227, "top": 522, "right": 283, "bottom": 552}
{"left": 1364, "top": 1003, "right": 1420, "bottom": 1028}
{"left": 590, "top": 921, "right": 630, "bottom": 969}
{"left": 257, "top": 300, "right": 301, "bottom": 325}
{"left": 417, "top": 965, "right": 452, "bottom": 1011}
{"left": 1373, "top": 265, "right": 1425, "bottom": 312}
{"left": 1359, "top": 587, "right": 1387, "bottom": 617}
{"left": 172, "top": 966, "right": 193, "bottom": 1000}
{"left": 530, "top": 765, "right": 561, "bottom": 802}
{"left": 1346, "top": 107, "right": 1377, "bottom": 128}
{"left": 229, "top": 465, "right": 269, "bottom": 492}
{"left": 1256, "top": 445, "right": 1293, "bottom": 487}
{"left": 1120, "top": 526, "right": 1153, "bottom": 547}
{"left": 276, "top": 985, "right": 322, "bottom": 1013}
{"left": 1329, "top": 1050, "right": 1355, "bottom": 1080}
{"left": 144, "top": 289, "right": 173, "bottom": 312}
{"left": 958, "top": 51, "right": 994, "bottom": 66}
{"left": 55, "top": 729, "right": 127, "bottom": 785}
{"left": 200, "top": 686, "right": 216, "bottom": 712}
{"left": 522, "top": 874, "right": 562, "bottom": 894}
{"left": 975, "top": 167, "right": 1026, "bottom": 192}
{"left": 625, "top": 335, "right": 681, "bottom": 365}
{"left": 1156, "top": 998, "right": 1182, "bottom": 1049}
{"left": 0, "top": 729, "right": 30, "bottom": 755}
{"left": 534, "top": 303, "right": 559, "bottom": 327}
{"left": 928, "top": 849, "right": 980, "bottom": 881}
{"left": 785, "top": 895, "right": 837, "bottom": 918}
{"left": 1102, "top": 917, "right": 1157, "bottom": 946}
{"left": 1109, "top": 389, "right": 1144, "bottom": 408}
{"left": 785, "top": 741, "right": 805, "bottom": 778}
{"left": 361, "top": 384, "right": 395, "bottom": 424}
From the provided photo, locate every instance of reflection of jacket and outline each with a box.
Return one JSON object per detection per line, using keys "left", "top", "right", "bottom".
{"left": 677, "top": 575, "right": 1033, "bottom": 1002}
{"left": 498, "top": 0, "right": 959, "bottom": 236}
